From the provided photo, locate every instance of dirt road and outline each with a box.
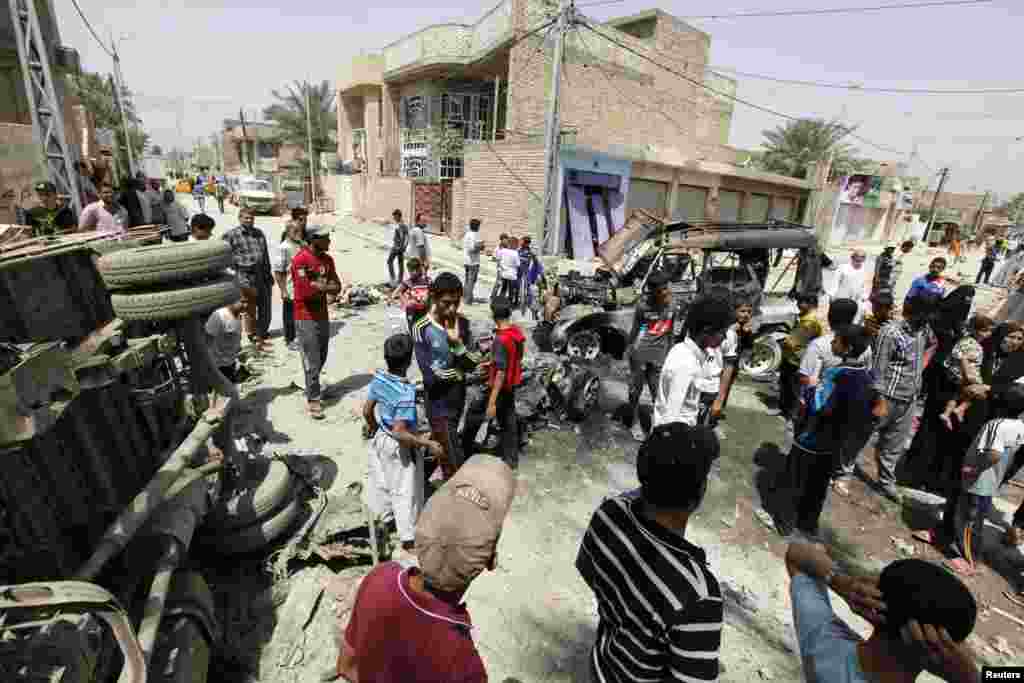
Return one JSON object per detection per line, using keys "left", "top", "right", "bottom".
{"left": 188, "top": 199, "right": 1019, "bottom": 681}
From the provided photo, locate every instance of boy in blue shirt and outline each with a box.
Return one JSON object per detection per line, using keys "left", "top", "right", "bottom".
{"left": 362, "top": 334, "right": 443, "bottom": 561}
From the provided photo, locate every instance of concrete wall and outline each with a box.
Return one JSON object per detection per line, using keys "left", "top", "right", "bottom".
{"left": 338, "top": 53, "right": 385, "bottom": 92}
{"left": 451, "top": 140, "right": 545, "bottom": 244}
{"left": 353, "top": 174, "right": 413, "bottom": 223}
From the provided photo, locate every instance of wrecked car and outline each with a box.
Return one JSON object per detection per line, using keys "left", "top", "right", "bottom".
{"left": 548, "top": 210, "right": 824, "bottom": 379}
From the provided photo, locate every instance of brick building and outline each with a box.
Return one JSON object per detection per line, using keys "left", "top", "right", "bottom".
{"left": 337, "top": 0, "right": 815, "bottom": 257}
{"left": 221, "top": 120, "right": 306, "bottom": 176}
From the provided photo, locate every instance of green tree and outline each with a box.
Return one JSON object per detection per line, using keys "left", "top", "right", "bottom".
{"left": 67, "top": 71, "right": 149, "bottom": 184}
{"left": 262, "top": 80, "right": 336, "bottom": 176}
{"left": 1007, "top": 192, "right": 1024, "bottom": 224}
{"left": 758, "top": 118, "right": 866, "bottom": 180}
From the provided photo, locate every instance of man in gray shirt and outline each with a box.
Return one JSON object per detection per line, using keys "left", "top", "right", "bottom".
{"left": 869, "top": 294, "right": 936, "bottom": 501}
{"left": 627, "top": 273, "right": 675, "bottom": 442}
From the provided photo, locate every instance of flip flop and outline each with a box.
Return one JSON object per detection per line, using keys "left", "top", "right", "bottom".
{"left": 911, "top": 529, "right": 942, "bottom": 545}
{"left": 943, "top": 558, "right": 978, "bottom": 578}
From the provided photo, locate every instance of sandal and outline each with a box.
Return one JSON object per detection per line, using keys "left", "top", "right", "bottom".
{"left": 911, "top": 528, "right": 943, "bottom": 546}
{"left": 943, "top": 558, "right": 978, "bottom": 578}
{"left": 308, "top": 400, "right": 325, "bottom": 420}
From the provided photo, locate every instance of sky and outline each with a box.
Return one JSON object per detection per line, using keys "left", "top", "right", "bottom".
{"left": 55, "top": 0, "right": 1023, "bottom": 197}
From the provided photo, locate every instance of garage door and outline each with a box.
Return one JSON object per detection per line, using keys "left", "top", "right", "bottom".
{"left": 628, "top": 179, "right": 669, "bottom": 217}
{"left": 719, "top": 190, "right": 742, "bottom": 222}
{"left": 671, "top": 185, "right": 707, "bottom": 222}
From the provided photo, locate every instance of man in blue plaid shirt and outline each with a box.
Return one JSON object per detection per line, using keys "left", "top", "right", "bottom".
{"left": 223, "top": 207, "right": 274, "bottom": 352}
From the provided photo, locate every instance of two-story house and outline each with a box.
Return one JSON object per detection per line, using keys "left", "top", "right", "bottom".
{"left": 221, "top": 120, "right": 306, "bottom": 176}
{"left": 337, "top": 0, "right": 816, "bottom": 259}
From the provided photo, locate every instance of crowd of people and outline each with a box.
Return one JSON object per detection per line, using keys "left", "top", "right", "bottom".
{"left": 16, "top": 180, "right": 1015, "bottom": 680}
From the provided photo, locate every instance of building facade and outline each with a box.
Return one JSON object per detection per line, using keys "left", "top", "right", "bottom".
{"left": 337, "top": 0, "right": 815, "bottom": 253}
{"left": 221, "top": 120, "right": 306, "bottom": 176}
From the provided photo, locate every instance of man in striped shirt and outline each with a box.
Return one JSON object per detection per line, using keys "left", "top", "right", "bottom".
{"left": 869, "top": 294, "right": 937, "bottom": 501}
{"left": 577, "top": 422, "right": 723, "bottom": 682}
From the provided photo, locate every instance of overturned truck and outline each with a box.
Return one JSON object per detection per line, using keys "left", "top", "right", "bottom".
{"left": 0, "top": 227, "right": 305, "bottom": 681}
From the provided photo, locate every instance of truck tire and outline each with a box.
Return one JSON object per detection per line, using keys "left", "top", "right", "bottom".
{"left": 204, "top": 459, "right": 293, "bottom": 532}
{"left": 166, "top": 571, "right": 218, "bottom": 634}
{"left": 110, "top": 276, "right": 240, "bottom": 322}
{"left": 99, "top": 241, "right": 233, "bottom": 289}
{"left": 216, "top": 497, "right": 303, "bottom": 555}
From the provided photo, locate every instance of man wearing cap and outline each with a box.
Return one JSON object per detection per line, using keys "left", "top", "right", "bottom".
{"left": 25, "top": 181, "right": 76, "bottom": 236}
{"left": 324, "top": 454, "right": 515, "bottom": 683}
{"left": 786, "top": 541, "right": 980, "bottom": 683}
{"left": 290, "top": 225, "right": 341, "bottom": 420}
{"left": 577, "top": 423, "right": 723, "bottom": 682}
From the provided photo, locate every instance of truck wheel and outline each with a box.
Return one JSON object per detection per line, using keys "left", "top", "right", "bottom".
{"left": 99, "top": 241, "right": 233, "bottom": 289}
{"left": 566, "top": 330, "right": 601, "bottom": 361}
{"left": 216, "top": 497, "right": 303, "bottom": 555}
{"left": 110, "top": 276, "right": 240, "bottom": 321}
{"left": 741, "top": 333, "right": 783, "bottom": 381}
{"left": 204, "top": 459, "right": 294, "bottom": 532}
{"left": 566, "top": 370, "right": 601, "bottom": 421}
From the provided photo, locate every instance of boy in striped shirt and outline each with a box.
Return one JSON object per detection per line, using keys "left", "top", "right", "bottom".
{"left": 577, "top": 423, "right": 723, "bottom": 682}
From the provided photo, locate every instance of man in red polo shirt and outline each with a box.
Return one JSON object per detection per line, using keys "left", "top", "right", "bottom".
{"left": 291, "top": 225, "right": 341, "bottom": 420}
{"left": 323, "top": 454, "right": 516, "bottom": 683}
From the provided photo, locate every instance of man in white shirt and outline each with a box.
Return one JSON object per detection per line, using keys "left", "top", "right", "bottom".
{"left": 497, "top": 237, "right": 520, "bottom": 301}
{"left": 463, "top": 218, "right": 484, "bottom": 305}
{"left": 830, "top": 250, "right": 869, "bottom": 323}
{"left": 653, "top": 296, "right": 735, "bottom": 428}
{"left": 205, "top": 299, "right": 247, "bottom": 383}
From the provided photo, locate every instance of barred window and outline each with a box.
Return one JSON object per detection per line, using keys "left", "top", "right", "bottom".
{"left": 440, "top": 157, "right": 463, "bottom": 179}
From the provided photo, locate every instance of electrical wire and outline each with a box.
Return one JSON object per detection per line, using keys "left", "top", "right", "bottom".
{"left": 579, "top": 20, "right": 907, "bottom": 156}
{"left": 682, "top": 0, "right": 992, "bottom": 20}
{"left": 707, "top": 66, "right": 1024, "bottom": 95}
{"left": 484, "top": 139, "right": 544, "bottom": 202}
{"left": 69, "top": 0, "right": 114, "bottom": 58}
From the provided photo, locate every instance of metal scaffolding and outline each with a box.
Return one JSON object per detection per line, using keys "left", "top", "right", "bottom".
{"left": 8, "top": 0, "right": 82, "bottom": 215}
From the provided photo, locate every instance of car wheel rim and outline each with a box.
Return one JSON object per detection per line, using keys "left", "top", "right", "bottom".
{"left": 567, "top": 331, "right": 600, "bottom": 361}
{"left": 742, "top": 338, "right": 779, "bottom": 376}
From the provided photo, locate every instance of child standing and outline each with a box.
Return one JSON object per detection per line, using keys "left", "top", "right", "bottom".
{"left": 773, "top": 293, "right": 824, "bottom": 422}
{"left": 389, "top": 256, "right": 432, "bottom": 333}
{"left": 941, "top": 315, "right": 994, "bottom": 430}
{"left": 949, "top": 404, "right": 1024, "bottom": 577}
{"left": 362, "top": 334, "right": 443, "bottom": 563}
{"left": 486, "top": 297, "right": 526, "bottom": 469}
{"left": 273, "top": 220, "right": 306, "bottom": 351}
{"left": 792, "top": 325, "right": 875, "bottom": 536}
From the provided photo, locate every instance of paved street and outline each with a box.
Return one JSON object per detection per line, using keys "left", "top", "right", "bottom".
{"left": 176, "top": 195, "right": 1021, "bottom": 681}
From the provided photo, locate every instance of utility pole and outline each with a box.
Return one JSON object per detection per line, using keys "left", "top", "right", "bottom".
{"left": 109, "top": 34, "right": 136, "bottom": 178}
{"left": 971, "top": 190, "right": 990, "bottom": 236}
{"left": 539, "top": 0, "right": 570, "bottom": 256}
{"left": 305, "top": 81, "right": 318, "bottom": 211}
{"left": 923, "top": 166, "right": 949, "bottom": 244}
{"left": 239, "top": 108, "right": 253, "bottom": 174}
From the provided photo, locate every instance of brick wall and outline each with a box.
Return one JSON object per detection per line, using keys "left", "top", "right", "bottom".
{"left": 354, "top": 174, "right": 413, "bottom": 222}
{"left": 505, "top": 10, "right": 721, "bottom": 159}
{"left": 452, "top": 141, "right": 545, "bottom": 246}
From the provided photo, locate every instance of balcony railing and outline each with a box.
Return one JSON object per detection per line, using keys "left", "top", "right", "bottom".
{"left": 383, "top": 0, "right": 512, "bottom": 74}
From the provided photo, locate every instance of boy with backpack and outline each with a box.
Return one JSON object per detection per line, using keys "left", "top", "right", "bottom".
{"left": 485, "top": 297, "right": 526, "bottom": 469}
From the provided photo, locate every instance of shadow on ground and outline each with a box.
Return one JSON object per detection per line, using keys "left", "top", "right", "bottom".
{"left": 238, "top": 385, "right": 301, "bottom": 443}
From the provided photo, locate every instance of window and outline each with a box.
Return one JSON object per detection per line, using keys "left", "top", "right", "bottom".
{"left": 257, "top": 141, "right": 275, "bottom": 159}
{"left": 747, "top": 194, "right": 771, "bottom": 221}
{"left": 440, "top": 157, "right": 463, "bottom": 179}
{"left": 403, "top": 157, "right": 429, "bottom": 178}
{"left": 404, "top": 95, "right": 427, "bottom": 130}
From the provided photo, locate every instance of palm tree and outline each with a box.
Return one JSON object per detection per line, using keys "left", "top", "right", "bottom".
{"left": 262, "top": 80, "right": 337, "bottom": 174}
{"left": 759, "top": 118, "right": 863, "bottom": 180}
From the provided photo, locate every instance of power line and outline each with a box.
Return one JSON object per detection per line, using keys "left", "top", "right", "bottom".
{"left": 708, "top": 66, "right": 1024, "bottom": 95}
{"left": 484, "top": 139, "right": 543, "bottom": 202}
{"left": 580, "top": 20, "right": 906, "bottom": 157}
{"left": 69, "top": 0, "right": 114, "bottom": 58}
{"left": 683, "top": 0, "right": 992, "bottom": 20}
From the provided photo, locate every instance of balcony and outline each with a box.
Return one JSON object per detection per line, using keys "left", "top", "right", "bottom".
{"left": 383, "top": 0, "right": 513, "bottom": 77}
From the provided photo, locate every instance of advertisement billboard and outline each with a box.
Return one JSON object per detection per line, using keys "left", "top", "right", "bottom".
{"left": 839, "top": 174, "right": 884, "bottom": 209}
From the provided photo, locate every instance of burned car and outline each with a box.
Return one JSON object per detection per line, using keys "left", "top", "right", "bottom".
{"left": 548, "top": 210, "right": 824, "bottom": 379}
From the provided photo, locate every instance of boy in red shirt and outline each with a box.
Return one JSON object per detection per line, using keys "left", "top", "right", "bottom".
{"left": 325, "top": 454, "right": 516, "bottom": 683}
{"left": 389, "top": 256, "right": 431, "bottom": 333}
{"left": 291, "top": 225, "right": 342, "bottom": 420}
{"left": 486, "top": 297, "right": 526, "bottom": 469}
